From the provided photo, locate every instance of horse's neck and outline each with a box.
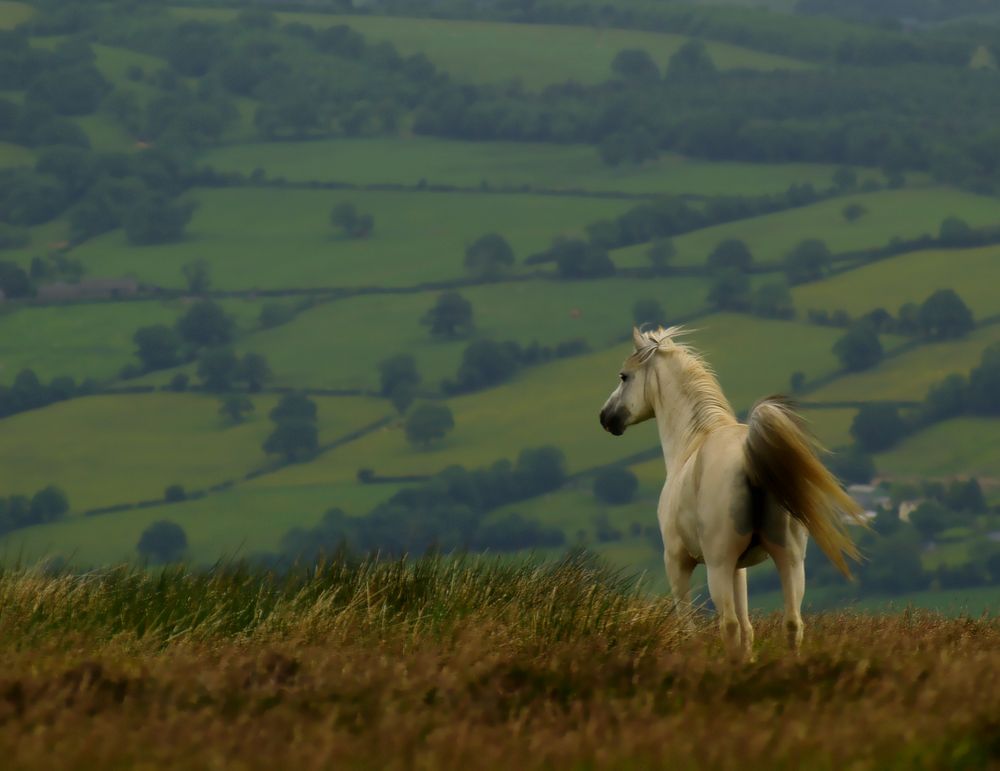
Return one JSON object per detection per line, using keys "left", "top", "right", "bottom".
{"left": 650, "top": 356, "right": 731, "bottom": 472}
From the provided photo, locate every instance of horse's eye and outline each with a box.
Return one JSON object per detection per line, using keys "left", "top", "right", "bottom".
{"left": 619, "top": 373, "right": 628, "bottom": 383}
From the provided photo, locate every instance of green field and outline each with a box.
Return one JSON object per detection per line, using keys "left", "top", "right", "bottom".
{"left": 0, "top": 141, "right": 32, "bottom": 169}
{"left": 0, "top": 393, "right": 388, "bottom": 512}
{"left": 811, "top": 323, "right": 1000, "bottom": 402}
{"left": 799, "top": 407, "right": 857, "bottom": 449}
{"left": 877, "top": 417, "right": 1000, "bottom": 479}
{"left": 71, "top": 187, "right": 634, "bottom": 290}
{"left": 613, "top": 187, "right": 1000, "bottom": 268}
{"left": 172, "top": 9, "right": 810, "bottom": 88}
{"left": 0, "top": 0, "right": 31, "bottom": 28}
{"left": 200, "top": 138, "right": 868, "bottom": 197}
{"left": 794, "top": 245, "right": 1000, "bottom": 319}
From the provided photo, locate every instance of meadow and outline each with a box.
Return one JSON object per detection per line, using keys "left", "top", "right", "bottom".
{"left": 71, "top": 188, "right": 633, "bottom": 290}
{"left": 612, "top": 186, "right": 1000, "bottom": 268}
{"left": 171, "top": 9, "right": 811, "bottom": 88}
{"left": 201, "top": 138, "right": 869, "bottom": 196}
{"left": 877, "top": 417, "right": 1000, "bottom": 479}
{"left": 0, "top": 559, "right": 996, "bottom": 770}
{"left": 0, "top": 0, "right": 31, "bottom": 28}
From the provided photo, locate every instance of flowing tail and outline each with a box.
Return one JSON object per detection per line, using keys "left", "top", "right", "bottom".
{"left": 744, "top": 396, "right": 867, "bottom": 578}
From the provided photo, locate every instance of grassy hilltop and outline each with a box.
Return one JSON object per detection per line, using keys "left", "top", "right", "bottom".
{"left": 0, "top": 558, "right": 997, "bottom": 769}
{"left": 0, "top": 0, "right": 999, "bottom": 610}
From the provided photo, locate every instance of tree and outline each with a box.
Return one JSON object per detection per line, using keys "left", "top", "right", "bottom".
{"left": 833, "top": 322, "right": 883, "bottom": 372}
{"left": 667, "top": 41, "right": 716, "bottom": 79}
{"left": 707, "top": 239, "right": 753, "bottom": 273}
{"left": 238, "top": 352, "right": 271, "bottom": 392}
{"left": 841, "top": 203, "right": 867, "bottom": 222}
{"left": 633, "top": 298, "right": 667, "bottom": 329}
{"left": 938, "top": 216, "right": 973, "bottom": 246}
{"left": 164, "top": 484, "right": 187, "bottom": 502}
{"left": 850, "top": 404, "right": 908, "bottom": 452}
{"left": 917, "top": 289, "right": 974, "bottom": 340}
{"left": 259, "top": 303, "right": 295, "bottom": 329}
{"left": 124, "top": 196, "right": 195, "bottom": 245}
{"left": 968, "top": 343, "right": 1000, "bottom": 415}
{"left": 182, "top": 258, "right": 211, "bottom": 293}
{"left": 832, "top": 167, "right": 858, "bottom": 191}
{"left": 133, "top": 325, "right": 181, "bottom": 371}
{"left": 551, "top": 238, "right": 615, "bottom": 279}
{"left": 514, "top": 446, "right": 566, "bottom": 496}
{"left": 784, "top": 239, "right": 832, "bottom": 284}
{"left": 219, "top": 394, "right": 254, "bottom": 424}
{"left": 405, "top": 402, "right": 454, "bottom": 447}
{"left": 197, "top": 348, "right": 239, "bottom": 392}
{"left": 611, "top": 49, "right": 660, "bottom": 82}
{"left": 0, "top": 261, "right": 32, "bottom": 298}
{"left": 28, "top": 485, "right": 69, "bottom": 524}
{"left": 646, "top": 238, "right": 675, "bottom": 271}
{"left": 464, "top": 233, "right": 514, "bottom": 278}
{"left": 176, "top": 301, "right": 235, "bottom": 348}
{"left": 751, "top": 282, "right": 794, "bottom": 319}
{"left": 137, "top": 520, "right": 188, "bottom": 563}
{"left": 922, "top": 374, "right": 966, "bottom": 423}
{"left": 909, "top": 500, "right": 952, "bottom": 541}
{"left": 330, "top": 202, "right": 374, "bottom": 238}
{"left": 593, "top": 467, "right": 638, "bottom": 504}
{"left": 449, "top": 339, "right": 521, "bottom": 393}
{"left": 263, "top": 418, "right": 319, "bottom": 461}
{"left": 378, "top": 354, "right": 420, "bottom": 397}
{"left": 421, "top": 292, "right": 474, "bottom": 338}
{"left": 270, "top": 392, "right": 318, "bottom": 424}
{"left": 945, "top": 478, "right": 985, "bottom": 513}
{"left": 826, "top": 446, "right": 876, "bottom": 485}
{"left": 26, "top": 66, "right": 108, "bottom": 116}
{"left": 707, "top": 269, "right": 750, "bottom": 311}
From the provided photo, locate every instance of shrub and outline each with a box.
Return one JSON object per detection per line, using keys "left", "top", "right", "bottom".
{"left": 137, "top": 520, "right": 188, "bottom": 563}
{"left": 593, "top": 467, "right": 639, "bottom": 505}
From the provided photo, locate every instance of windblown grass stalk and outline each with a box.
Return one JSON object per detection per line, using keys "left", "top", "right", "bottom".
{"left": 0, "top": 554, "right": 997, "bottom": 769}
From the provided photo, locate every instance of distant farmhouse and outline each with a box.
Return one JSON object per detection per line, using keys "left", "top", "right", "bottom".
{"left": 36, "top": 278, "right": 141, "bottom": 303}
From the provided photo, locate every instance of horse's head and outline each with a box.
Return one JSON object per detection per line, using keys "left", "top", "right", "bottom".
{"left": 599, "top": 327, "right": 658, "bottom": 436}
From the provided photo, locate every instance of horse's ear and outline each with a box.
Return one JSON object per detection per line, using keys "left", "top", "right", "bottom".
{"left": 632, "top": 327, "right": 645, "bottom": 350}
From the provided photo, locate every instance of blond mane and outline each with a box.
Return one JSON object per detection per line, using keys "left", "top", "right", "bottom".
{"left": 629, "top": 326, "right": 737, "bottom": 446}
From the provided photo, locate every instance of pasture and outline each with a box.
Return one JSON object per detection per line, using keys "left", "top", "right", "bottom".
{"left": 794, "top": 244, "right": 1000, "bottom": 319}
{"left": 810, "top": 323, "right": 1000, "bottom": 402}
{"left": 0, "top": 0, "right": 31, "bottom": 28}
{"left": 202, "top": 138, "right": 868, "bottom": 196}
{"left": 0, "top": 141, "right": 32, "bottom": 169}
{"left": 0, "top": 560, "right": 996, "bottom": 770}
{"left": 171, "top": 9, "right": 811, "bottom": 87}
{"left": 0, "top": 393, "right": 387, "bottom": 512}
{"left": 612, "top": 187, "right": 1000, "bottom": 268}
{"left": 71, "top": 187, "right": 633, "bottom": 290}
{"left": 877, "top": 417, "right": 1000, "bottom": 479}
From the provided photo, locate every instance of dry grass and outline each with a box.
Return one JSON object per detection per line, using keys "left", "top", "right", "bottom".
{"left": 0, "top": 555, "right": 997, "bottom": 770}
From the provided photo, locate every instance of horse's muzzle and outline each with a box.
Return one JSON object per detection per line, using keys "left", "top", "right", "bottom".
{"left": 599, "top": 407, "right": 627, "bottom": 436}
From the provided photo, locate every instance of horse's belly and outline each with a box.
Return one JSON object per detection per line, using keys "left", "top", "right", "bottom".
{"left": 736, "top": 542, "right": 769, "bottom": 569}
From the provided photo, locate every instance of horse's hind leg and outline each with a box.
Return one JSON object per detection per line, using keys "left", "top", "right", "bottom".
{"left": 763, "top": 522, "right": 807, "bottom": 653}
{"left": 733, "top": 568, "right": 754, "bottom": 660}
{"left": 706, "top": 561, "right": 742, "bottom": 662}
{"left": 664, "top": 549, "right": 696, "bottom": 630}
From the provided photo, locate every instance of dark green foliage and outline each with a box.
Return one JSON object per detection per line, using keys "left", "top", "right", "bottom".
{"left": 841, "top": 203, "right": 867, "bottom": 222}
{"left": 938, "top": 216, "right": 973, "bottom": 246}
{"left": 422, "top": 291, "right": 474, "bottom": 338}
{"left": 751, "top": 281, "right": 795, "bottom": 319}
{"left": 379, "top": 354, "right": 421, "bottom": 397}
{"left": 0, "top": 223, "right": 29, "bottom": 250}
{"left": 833, "top": 322, "right": 883, "bottom": 372}
{"left": 218, "top": 395, "right": 254, "bottom": 425}
{"left": 599, "top": 127, "right": 659, "bottom": 166}
{"left": 593, "top": 467, "right": 639, "bottom": 505}
{"left": 258, "top": 303, "right": 296, "bottom": 329}
{"left": 197, "top": 348, "right": 240, "bottom": 392}
{"left": 857, "top": 528, "right": 929, "bottom": 594}
{"left": 921, "top": 374, "right": 967, "bottom": 423}
{"left": 832, "top": 167, "right": 858, "bottom": 191}
{"left": 176, "top": 301, "right": 235, "bottom": 348}
{"left": 593, "top": 512, "right": 623, "bottom": 542}
{"left": 34, "top": 146, "right": 96, "bottom": 196}
{"left": 968, "top": 343, "right": 1000, "bottom": 414}
{"left": 449, "top": 340, "right": 521, "bottom": 393}
{"left": 611, "top": 49, "right": 660, "bottom": 82}
{"left": 707, "top": 239, "right": 753, "bottom": 273}
{"left": 270, "top": 392, "right": 318, "bottom": 424}
{"left": 134, "top": 325, "right": 182, "bottom": 372}
{"left": 330, "top": 202, "right": 374, "bottom": 238}
{"left": 707, "top": 269, "right": 750, "bottom": 311}
{"left": 550, "top": 238, "right": 615, "bottom": 279}
{"left": 405, "top": 402, "right": 455, "bottom": 447}
{"left": 909, "top": 500, "right": 952, "bottom": 541}
{"left": 239, "top": 353, "right": 271, "bottom": 393}
{"left": 0, "top": 369, "right": 87, "bottom": 419}
{"left": 464, "top": 233, "right": 514, "bottom": 278}
{"left": 666, "top": 40, "right": 716, "bottom": 79}
{"left": 125, "top": 196, "right": 195, "bottom": 245}
{"left": 164, "top": 484, "right": 187, "bottom": 503}
{"left": 825, "top": 447, "right": 876, "bottom": 485}
{"left": 633, "top": 298, "right": 668, "bottom": 329}
{"left": 264, "top": 393, "right": 319, "bottom": 462}
{"left": 646, "top": 238, "right": 675, "bottom": 271}
{"left": 168, "top": 373, "right": 190, "bottom": 392}
{"left": 850, "top": 404, "right": 909, "bottom": 452}
{"left": 0, "top": 260, "right": 31, "bottom": 298}
{"left": 136, "top": 520, "right": 188, "bottom": 563}
{"left": 0, "top": 485, "right": 70, "bottom": 534}
{"left": 472, "top": 513, "right": 566, "bottom": 551}
{"left": 784, "top": 239, "right": 832, "bottom": 284}
{"left": 917, "top": 289, "right": 974, "bottom": 340}
{"left": 26, "top": 65, "right": 108, "bottom": 116}
{"left": 0, "top": 169, "right": 68, "bottom": 226}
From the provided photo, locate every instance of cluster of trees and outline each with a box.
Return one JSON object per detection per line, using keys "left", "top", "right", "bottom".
{"left": 404, "top": 402, "right": 455, "bottom": 448}
{"left": 279, "top": 447, "right": 568, "bottom": 558}
{"left": 263, "top": 392, "right": 319, "bottom": 462}
{"left": 330, "top": 202, "right": 374, "bottom": 239}
{"left": 422, "top": 291, "right": 474, "bottom": 338}
{"left": 137, "top": 519, "right": 188, "bottom": 563}
{"left": 0, "top": 485, "right": 70, "bottom": 535}
{"left": 703, "top": 237, "right": 797, "bottom": 319}
{"left": 0, "top": 369, "right": 94, "bottom": 419}
{"left": 442, "top": 337, "right": 589, "bottom": 395}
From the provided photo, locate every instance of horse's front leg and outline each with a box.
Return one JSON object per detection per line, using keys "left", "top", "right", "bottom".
{"left": 664, "top": 546, "right": 696, "bottom": 628}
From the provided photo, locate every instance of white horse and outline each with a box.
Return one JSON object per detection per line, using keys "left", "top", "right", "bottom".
{"left": 599, "top": 327, "right": 865, "bottom": 660}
